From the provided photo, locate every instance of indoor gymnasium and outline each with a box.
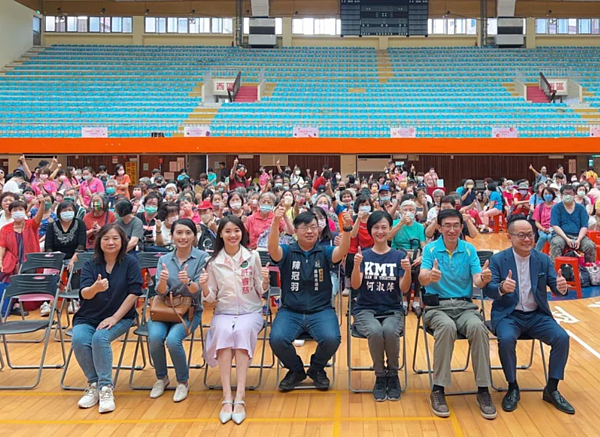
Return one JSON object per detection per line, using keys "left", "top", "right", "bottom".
{"left": 1, "top": 0, "right": 600, "bottom": 436}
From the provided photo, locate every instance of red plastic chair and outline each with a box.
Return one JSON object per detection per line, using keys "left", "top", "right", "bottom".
{"left": 491, "top": 214, "right": 507, "bottom": 234}
{"left": 554, "top": 256, "right": 582, "bottom": 298}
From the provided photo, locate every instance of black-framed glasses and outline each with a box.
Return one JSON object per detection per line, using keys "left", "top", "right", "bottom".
{"left": 509, "top": 232, "right": 534, "bottom": 241}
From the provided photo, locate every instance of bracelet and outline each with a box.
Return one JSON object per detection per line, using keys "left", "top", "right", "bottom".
{"left": 499, "top": 281, "right": 505, "bottom": 295}
{"left": 156, "top": 231, "right": 162, "bottom": 234}
{"left": 342, "top": 226, "right": 353, "bottom": 232}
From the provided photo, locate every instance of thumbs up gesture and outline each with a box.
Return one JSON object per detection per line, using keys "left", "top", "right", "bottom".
{"left": 556, "top": 269, "right": 568, "bottom": 295}
{"left": 261, "top": 262, "right": 271, "bottom": 285}
{"left": 199, "top": 268, "right": 209, "bottom": 289}
{"left": 429, "top": 259, "right": 442, "bottom": 283}
{"left": 93, "top": 274, "right": 109, "bottom": 293}
{"left": 354, "top": 247, "right": 363, "bottom": 266}
{"left": 159, "top": 263, "right": 170, "bottom": 283}
{"left": 401, "top": 252, "right": 411, "bottom": 271}
{"left": 481, "top": 260, "right": 492, "bottom": 284}
{"left": 178, "top": 264, "right": 190, "bottom": 285}
{"left": 502, "top": 270, "right": 516, "bottom": 294}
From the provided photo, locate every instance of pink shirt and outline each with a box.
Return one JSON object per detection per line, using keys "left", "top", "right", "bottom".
{"left": 245, "top": 210, "right": 285, "bottom": 249}
{"left": 33, "top": 180, "right": 57, "bottom": 195}
{"left": 259, "top": 173, "right": 271, "bottom": 187}
{"left": 533, "top": 203, "right": 553, "bottom": 229}
{"left": 79, "top": 177, "right": 105, "bottom": 207}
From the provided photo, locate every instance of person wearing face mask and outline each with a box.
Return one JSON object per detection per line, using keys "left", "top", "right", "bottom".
{"left": 314, "top": 194, "right": 338, "bottom": 233}
{"left": 115, "top": 199, "right": 144, "bottom": 253}
{"left": 280, "top": 190, "right": 299, "bottom": 222}
{"left": 533, "top": 188, "right": 556, "bottom": 252}
{"left": 258, "top": 166, "right": 271, "bottom": 188}
{"left": 55, "top": 169, "right": 73, "bottom": 192}
{"left": 130, "top": 185, "right": 145, "bottom": 215}
{"left": 344, "top": 194, "right": 375, "bottom": 297}
{"left": 197, "top": 199, "right": 217, "bottom": 251}
{"left": 114, "top": 164, "right": 130, "bottom": 199}
{"left": 22, "top": 188, "right": 36, "bottom": 213}
{"left": 33, "top": 168, "right": 57, "bottom": 196}
{"left": 510, "top": 183, "right": 531, "bottom": 217}
{"left": 155, "top": 203, "right": 179, "bottom": 248}
{"left": 529, "top": 164, "right": 549, "bottom": 185}
{"left": 84, "top": 194, "right": 116, "bottom": 249}
{"left": 211, "top": 193, "right": 225, "bottom": 220}
{"left": 426, "top": 189, "right": 446, "bottom": 226}
{"left": 415, "top": 172, "right": 427, "bottom": 188}
{"left": 29, "top": 194, "right": 57, "bottom": 247}
{"left": 245, "top": 192, "right": 293, "bottom": 250}
{"left": 225, "top": 192, "right": 248, "bottom": 224}
{"left": 502, "top": 180, "right": 517, "bottom": 216}
{"left": 574, "top": 184, "right": 593, "bottom": 215}
{"left": 79, "top": 167, "right": 105, "bottom": 209}
{"left": 135, "top": 192, "right": 162, "bottom": 251}
{"left": 229, "top": 159, "right": 250, "bottom": 191}
{"left": 290, "top": 167, "right": 304, "bottom": 187}
{"left": 549, "top": 185, "right": 596, "bottom": 263}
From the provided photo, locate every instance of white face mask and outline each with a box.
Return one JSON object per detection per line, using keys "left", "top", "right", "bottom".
{"left": 12, "top": 211, "right": 26, "bottom": 221}
{"left": 295, "top": 170, "right": 301, "bottom": 176}
{"left": 318, "top": 219, "right": 327, "bottom": 230}
{"left": 230, "top": 202, "right": 242, "bottom": 209}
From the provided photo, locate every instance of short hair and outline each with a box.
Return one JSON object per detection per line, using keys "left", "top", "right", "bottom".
{"left": 199, "top": 173, "right": 208, "bottom": 180}
{"left": 367, "top": 210, "right": 393, "bottom": 236}
{"left": 353, "top": 193, "right": 373, "bottom": 213}
{"left": 98, "top": 165, "right": 107, "bottom": 172}
{"left": 561, "top": 184, "right": 575, "bottom": 194}
{"left": 507, "top": 214, "right": 533, "bottom": 233}
{"left": 93, "top": 223, "right": 128, "bottom": 265}
{"left": 0, "top": 192, "right": 17, "bottom": 204}
{"left": 437, "top": 208, "right": 463, "bottom": 226}
{"left": 259, "top": 191, "right": 277, "bottom": 204}
{"left": 440, "top": 196, "right": 456, "bottom": 207}
{"left": 143, "top": 191, "right": 162, "bottom": 206}
{"left": 339, "top": 189, "right": 354, "bottom": 201}
{"left": 115, "top": 199, "right": 133, "bottom": 216}
{"left": 56, "top": 200, "right": 75, "bottom": 217}
{"left": 8, "top": 200, "right": 27, "bottom": 212}
{"left": 90, "top": 193, "right": 108, "bottom": 210}
{"left": 294, "top": 211, "right": 317, "bottom": 228}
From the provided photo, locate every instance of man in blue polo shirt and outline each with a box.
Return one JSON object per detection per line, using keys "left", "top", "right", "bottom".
{"left": 419, "top": 209, "right": 496, "bottom": 420}
{"left": 268, "top": 207, "right": 352, "bottom": 391}
{"left": 550, "top": 184, "right": 596, "bottom": 263}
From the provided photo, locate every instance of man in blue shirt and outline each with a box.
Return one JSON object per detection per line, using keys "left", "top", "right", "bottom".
{"left": 268, "top": 208, "right": 352, "bottom": 391}
{"left": 550, "top": 184, "right": 596, "bottom": 263}
{"left": 419, "top": 209, "right": 496, "bottom": 420}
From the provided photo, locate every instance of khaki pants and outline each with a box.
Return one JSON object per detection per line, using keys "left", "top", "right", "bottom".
{"left": 423, "top": 300, "right": 491, "bottom": 388}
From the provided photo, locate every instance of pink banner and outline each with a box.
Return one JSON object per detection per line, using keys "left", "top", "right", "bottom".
{"left": 81, "top": 127, "right": 108, "bottom": 138}
{"left": 492, "top": 127, "right": 518, "bottom": 138}
{"left": 293, "top": 126, "right": 319, "bottom": 138}
{"left": 390, "top": 127, "right": 417, "bottom": 138}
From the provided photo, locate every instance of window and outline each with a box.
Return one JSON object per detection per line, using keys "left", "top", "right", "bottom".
{"left": 593, "top": 19, "right": 600, "bottom": 34}
{"left": 167, "top": 17, "right": 178, "bottom": 33}
{"left": 223, "top": 17, "right": 233, "bottom": 34}
{"left": 579, "top": 18, "right": 591, "bottom": 34}
{"left": 112, "top": 17, "right": 122, "bottom": 33}
{"left": 199, "top": 17, "right": 210, "bottom": 33}
{"left": 467, "top": 19, "right": 477, "bottom": 34}
{"left": 244, "top": 17, "right": 250, "bottom": 34}
{"left": 292, "top": 18, "right": 303, "bottom": 34}
{"left": 158, "top": 17, "right": 166, "bottom": 33}
{"left": 46, "top": 16, "right": 131, "bottom": 33}
{"left": 557, "top": 18, "right": 569, "bottom": 34}
{"left": 45, "top": 16, "right": 55, "bottom": 32}
{"left": 67, "top": 16, "right": 77, "bottom": 32}
{"left": 100, "top": 17, "right": 111, "bottom": 32}
{"left": 536, "top": 18, "right": 547, "bottom": 34}
{"left": 178, "top": 18, "right": 188, "bottom": 33}
{"left": 427, "top": 18, "right": 476, "bottom": 35}
{"left": 569, "top": 18, "right": 578, "bottom": 34}
{"left": 123, "top": 17, "right": 132, "bottom": 33}
{"left": 145, "top": 17, "right": 156, "bottom": 33}
{"left": 292, "top": 17, "right": 340, "bottom": 35}
{"left": 548, "top": 18, "right": 557, "bottom": 34}
{"left": 90, "top": 16, "right": 100, "bottom": 32}
{"left": 212, "top": 18, "right": 222, "bottom": 33}
{"left": 276, "top": 17, "right": 283, "bottom": 35}
{"left": 314, "top": 18, "right": 336, "bottom": 35}
{"left": 432, "top": 18, "right": 445, "bottom": 34}
{"left": 487, "top": 18, "right": 497, "bottom": 35}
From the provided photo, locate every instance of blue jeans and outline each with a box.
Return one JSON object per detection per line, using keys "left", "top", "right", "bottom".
{"left": 72, "top": 318, "right": 133, "bottom": 389}
{"left": 535, "top": 230, "right": 551, "bottom": 252}
{"left": 269, "top": 307, "right": 341, "bottom": 373}
{"left": 147, "top": 312, "right": 202, "bottom": 383}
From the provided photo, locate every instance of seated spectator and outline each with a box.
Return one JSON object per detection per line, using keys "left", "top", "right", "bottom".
{"left": 351, "top": 210, "right": 411, "bottom": 401}
{"left": 148, "top": 218, "right": 208, "bottom": 403}
{"left": 484, "top": 215, "right": 573, "bottom": 415}
{"left": 197, "top": 199, "right": 217, "bottom": 251}
{"left": 574, "top": 184, "right": 593, "bottom": 215}
{"left": 419, "top": 209, "right": 495, "bottom": 420}
{"left": 79, "top": 167, "right": 105, "bottom": 209}
{"left": 511, "top": 183, "right": 531, "bottom": 217}
{"left": 136, "top": 192, "right": 162, "bottom": 251}
{"left": 84, "top": 194, "right": 116, "bottom": 249}
{"left": 45, "top": 200, "right": 86, "bottom": 260}
{"left": 268, "top": 209, "right": 352, "bottom": 392}
{"left": 202, "top": 216, "right": 268, "bottom": 424}
{"left": 245, "top": 192, "right": 293, "bottom": 250}
{"left": 32, "top": 167, "right": 57, "bottom": 196}
{"left": 533, "top": 187, "right": 555, "bottom": 252}
{"left": 426, "top": 196, "right": 478, "bottom": 240}
{"left": 479, "top": 183, "right": 503, "bottom": 233}
{"left": 72, "top": 223, "right": 142, "bottom": 414}
{"left": 550, "top": 185, "right": 596, "bottom": 262}
{"left": 115, "top": 200, "right": 144, "bottom": 253}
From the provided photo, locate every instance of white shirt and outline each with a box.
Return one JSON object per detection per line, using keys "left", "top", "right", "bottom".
{"left": 512, "top": 250, "right": 538, "bottom": 312}
{"left": 2, "top": 180, "right": 20, "bottom": 194}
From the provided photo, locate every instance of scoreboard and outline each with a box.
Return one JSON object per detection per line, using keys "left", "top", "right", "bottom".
{"left": 340, "top": 0, "right": 428, "bottom": 36}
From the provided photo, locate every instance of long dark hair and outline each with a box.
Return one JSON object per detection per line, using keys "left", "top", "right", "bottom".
{"left": 93, "top": 223, "right": 128, "bottom": 265}
{"left": 311, "top": 206, "right": 334, "bottom": 242}
{"left": 207, "top": 215, "right": 249, "bottom": 264}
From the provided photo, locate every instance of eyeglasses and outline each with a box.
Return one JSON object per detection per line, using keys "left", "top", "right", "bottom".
{"left": 441, "top": 224, "right": 462, "bottom": 230}
{"left": 297, "top": 225, "right": 319, "bottom": 232}
{"left": 509, "top": 232, "right": 534, "bottom": 241}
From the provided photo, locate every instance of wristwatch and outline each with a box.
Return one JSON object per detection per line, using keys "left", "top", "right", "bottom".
{"left": 186, "top": 279, "right": 193, "bottom": 287}
{"left": 342, "top": 226, "right": 353, "bottom": 232}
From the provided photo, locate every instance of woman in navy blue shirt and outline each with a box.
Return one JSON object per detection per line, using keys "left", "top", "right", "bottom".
{"left": 72, "top": 223, "right": 142, "bottom": 414}
{"left": 351, "top": 210, "right": 412, "bottom": 402}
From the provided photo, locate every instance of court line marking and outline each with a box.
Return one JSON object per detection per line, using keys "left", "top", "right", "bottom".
{"left": 447, "top": 400, "right": 466, "bottom": 437}
{"left": 552, "top": 306, "right": 600, "bottom": 361}
{"left": 333, "top": 392, "right": 342, "bottom": 437}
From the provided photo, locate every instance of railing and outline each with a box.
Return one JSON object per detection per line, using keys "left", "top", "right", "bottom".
{"left": 257, "top": 68, "right": 266, "bottom": 102}
{"left": 539, "top": 72, "right": 557, "bottom": 103}
{"left": 227, "top": 71, "right": 242, "bottom": 102}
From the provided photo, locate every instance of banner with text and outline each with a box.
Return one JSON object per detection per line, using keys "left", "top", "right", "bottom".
{"left": 82, "top": 127, "right": 108, "bottom": 138}
{"left": 293, "top": 126, "right": 319, "bottom": 138}
{"left": 184, "top": 126, "right": 211, "bottom": 137}
{"left": 492, "top": 127, "right": 518, "bottom": 138}
{"left": 590, "top": 126, "right": 600, "bottom": 138}
{"left": 390, "top": 127, "right": 417, "bottom": 138}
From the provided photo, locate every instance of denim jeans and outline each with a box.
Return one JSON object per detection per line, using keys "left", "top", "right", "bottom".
{"left": 269, "top": 307, "right": 341, "bottom": 373}
{"left": 71, "top": 318, "right": 133, "bottom": 389}
{"left": 147, "top": 312, "right": 202, "bottom": 383}
{"left": 535, "top": 230, "right": 551, "bottom": 252}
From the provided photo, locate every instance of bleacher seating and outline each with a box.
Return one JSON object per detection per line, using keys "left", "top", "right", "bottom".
{"left": 0, "top": 45, "right": 597, "bottom": 138}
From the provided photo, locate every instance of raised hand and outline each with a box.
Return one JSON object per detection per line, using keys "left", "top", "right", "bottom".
{"left": 159, "top": 263, "right": 170, "bottom": 283}
{"left": 481, "top": 260, "right": 492, "bottom": 284}
{"left": 556, "top": 270, "right": 568, "bottom": 295}
{"left": 262, "top": 262, "right": 271, "bottom": 285}
{"left": 401, "top": 252, "right": 411, "bottom": 271}
{"left": 273, "top": 204, "right": 285, "bottom": 221}
{"left": 199, "top": 268, "right": 209, "bottom": 289}
{"left": 429, "top": 259, "right": 442, "bottom": 283}
{"left": 93, "top": 274, "right": 109, "bottom": 293}
{"left": 354, "top": 247, "right": 363, "bottom": 265}
{"left": 341, "top": 210, "right": 353, "bottom": 228}
{"left": 154, "top": 219, "right": 162, "bottom": 231}
{"left": 503, "top": 270, "right": 516, "bottom": 294}
{"left": 178, "top": 264, "right": 190, "bottom": 285}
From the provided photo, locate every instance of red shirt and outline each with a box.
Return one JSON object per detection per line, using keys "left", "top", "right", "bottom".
{"left": 349, "top": 221, "right": 374, "bottom": 254}
{"left": 229, "top": 177, "right": 249, "bottom": 190}
{"left": 512, "top": 193, "right": 531, "bottom": 215}
{"left": 0, "top": 219, "right": 40, "bottom": 274}
{"left": 83, "top": 211, "right": 116, "bottom": 249}
{"left": 313, "top": 176, "right": 326, "bottom": 190}
{"left": 245, "top": 211, "right": 285, "bottom": 249}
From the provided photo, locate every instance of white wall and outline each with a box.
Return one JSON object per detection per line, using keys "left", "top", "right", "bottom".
{"left": 0, "top": 0, "right": 34, "bottom": 68}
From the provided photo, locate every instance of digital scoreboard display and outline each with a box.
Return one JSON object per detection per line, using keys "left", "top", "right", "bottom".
{"left": 340, "top": 0, "right": 428, "bottom": 36}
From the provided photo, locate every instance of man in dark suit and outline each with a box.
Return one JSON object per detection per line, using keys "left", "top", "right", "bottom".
{"left": 484, "top": 215, "right": 574, "bottom": 414}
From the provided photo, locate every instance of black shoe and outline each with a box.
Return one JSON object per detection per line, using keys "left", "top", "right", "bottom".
{"left": 279, "top": 369, "right": 307, "bottom": 392}
{"left": 10, "top": 307, "right": 28, "bottom": 317}
{"left": 543, "top": 388, "right": 575, "bottom": 415}
{"left": 502, "top": 387, "right": 520, "bottom": 412}
{"left": 307, "top": 367, "right": 330, "bottom": 391}
{"left": 386, "top": 374, "right": 401, "bottom": 401}
{"left": 372, "top": 376, "right": 387, "bottom": 402}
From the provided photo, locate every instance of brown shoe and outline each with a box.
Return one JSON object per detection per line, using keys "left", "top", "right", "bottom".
{"left": 476, "top": 391, "right": 497, "bottom": 420}
{"left": 430, "top": 390, "right": 450, "bottom": 418}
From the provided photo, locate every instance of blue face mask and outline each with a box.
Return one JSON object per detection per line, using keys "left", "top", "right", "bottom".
{"left": 543, "top": 194, "right": 553, "bottom": 202}
{"left": 380, "top": 196, "right": 391, "bottom": 202}
{"left": 260, "top": 204, "right": 274, "bottom": 213}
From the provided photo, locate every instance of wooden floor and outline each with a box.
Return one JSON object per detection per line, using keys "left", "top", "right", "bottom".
{"left": 1, "top": 233, "right": 600, "bottom": 437}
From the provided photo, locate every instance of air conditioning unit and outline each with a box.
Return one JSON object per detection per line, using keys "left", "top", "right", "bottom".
{"left": 495, "top": 17, "right": 524, "bottom": 47}
{"left": 248, "top": 18, "right": 276, "bottom": 47}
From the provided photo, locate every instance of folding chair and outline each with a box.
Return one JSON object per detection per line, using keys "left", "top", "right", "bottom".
{"left": 478, "top": 290, "right": 548, "bottom": 392}
{"left": 0, "top": 274, "right": 66, "bottom": 389}
{"left": 347, "top": 297, "right": 408, "bottom": 393}
{"left": 56, "top": 251, "right": 95, "bottom": 336}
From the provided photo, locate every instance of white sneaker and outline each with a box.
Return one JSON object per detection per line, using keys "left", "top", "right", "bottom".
{"left": 341, "top": 288, "right": 350, "bottom": 297}
{"left": 68, "top": 301, "right": 79, "bottom": 314}
{"left": 150, "top": 378, "right": 170, "bottom": 399}
{"left": 173, "top": 383, "right": 189, "bottom": 403}
{"left": 78, "top": 383, "right": 99, "bottom": 409}
{"left": 294, "top": 339, "right": 305, "bottom": 347}
{"left": 40, "top": 302, "right": 51, "bottom": 317}
{"left": 98, "top": 386, "right": 116, "bottom": 413}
